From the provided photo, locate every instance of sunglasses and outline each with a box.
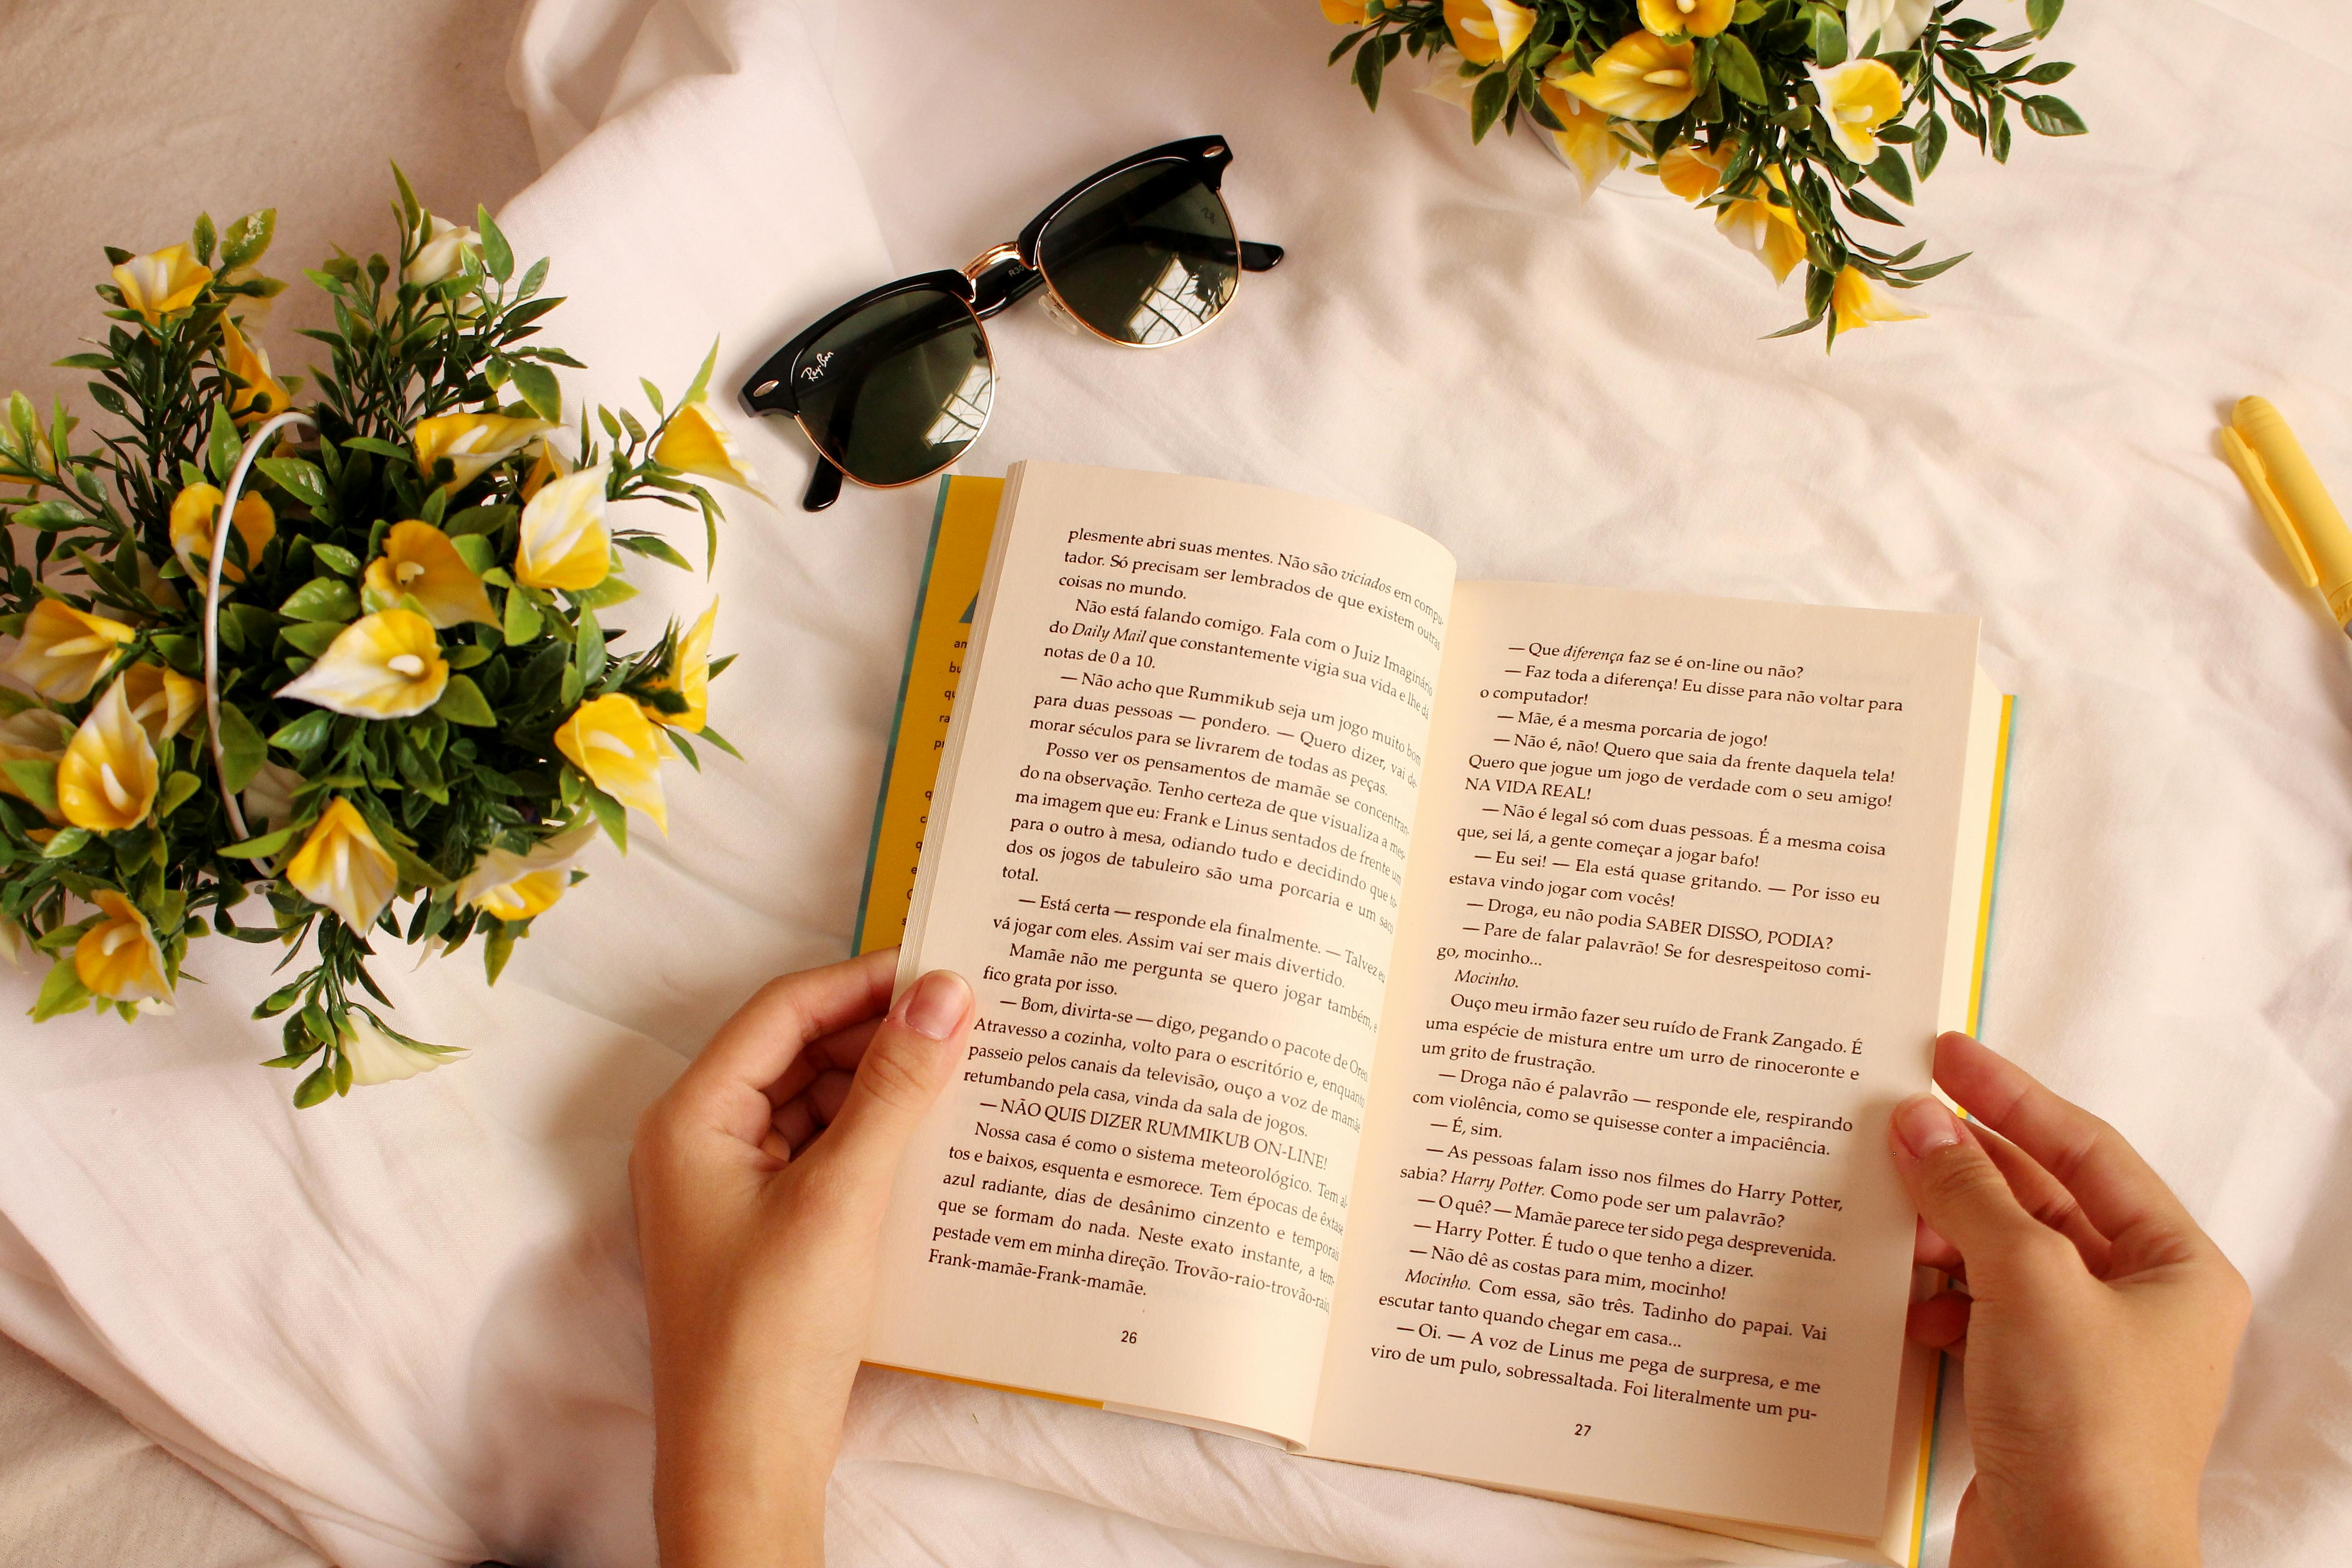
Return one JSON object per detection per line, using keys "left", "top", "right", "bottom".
{"left": 737, "top": 134, "right": 1284, "bottom": 511}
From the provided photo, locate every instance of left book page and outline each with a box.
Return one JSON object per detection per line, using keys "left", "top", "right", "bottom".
{"left": 869, "top": 462, "right": 1457, "bottom": 1444}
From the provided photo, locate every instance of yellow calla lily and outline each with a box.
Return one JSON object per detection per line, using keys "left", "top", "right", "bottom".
{"left": 111, "top": 244, "right": 212, "bottom": 325}
{"left": 519, "top": 437, "right": 571, "bottom": 502}
{"left": 276, "top": 608, "right": 449, "bottom": 719}
{"left": 554, "top": 693, "right": 672, "bottom": 834}
{"left": 1637, "top": 0, "right": 1733, "bottom": 38}
{"left": 1444, "top": 0, "right": 1535, "bottom": 65}
{"left": 0, "top": 706, "right": 74, "bottom": 820}
{"left": 1715, "top": 169, "right": 1812, "bottom": 284}
{"left": 411, "top": 412, "right": 555, "bottom": 492}
{"left": 1544, "top": 31, "right": 1697, "bottom": 121}
{"left": 1319, "top": 0, "right": 1380, "bottom": 20}
{"left": 57, "top": 676, "right": 159, "bottom": 832}
{"left": 653, "top": 400, "right": 769, "bottom": 501}
{"left": 1844, "top": 0, "right": 1934, "bottom": 54}
{"left": 1830, "top": 266, "right": 1926, "bottom": 335}
{"left": 75, "top": 889, "right": 172, "bottom": 1005}
{"left": 456, "top": 820, "right": 598, "bottom": 922}
{"left": 1657, "top": 141, "right": 1732, "bottom": 201}
{"left": 362, "top": 522, "right": 496, "bottom": 628}
{"left": 4, "top": 599, "right": 134, "bottom": 703}
{"left": 1813, "top": 59, "right": 1905, "bottom": 164}
{"left": 1534, "top": 88, "right": 1630, "bottom": 201}
{"left": 285, "top": 798, "right": 400, "bottom": 931}
{"left": 343, "top": 1013, "right": 467, "bottom": 1085}
{"left": 641, "top": 599, "right": 717, "bottom": 732}
{"left": 405, "top": 214, "right": 481, "bottom": 288}
{"left": 119, "top": 662, "right": 202, "bottom": 746}
{"left": 218, "top": 319, "right": 291, "bottom": 426}
{"left": 169, "top": 483, "right": 275, "bottom": 585}
{"left": 514, "top": 468, "right": 612, "bottom": 592}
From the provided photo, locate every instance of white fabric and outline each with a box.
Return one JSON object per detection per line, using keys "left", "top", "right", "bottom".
{"left": 2, "top": 1, "right": 2348, "bottom": 1565}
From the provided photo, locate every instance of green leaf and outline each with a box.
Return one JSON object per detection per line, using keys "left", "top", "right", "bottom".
{"left": 279, "top": 620, "right": 348, "bottom": 657}
{"left": 256, "top": 456, "right": 331, "bottom": 513}
{"left": 292, "top": 1061, "right": 336, "bottom": 1108}
{"left": 10, "top": 500, "right": 83, "bottom": 532}
{"left": 448, "top": 533, "right": 497, "bottom": 576}
{"left": 574, "top": 604, "right": 606, "bottom": 683}
{"left": 483, "top": 920, "right": 519, "bottom": 986}
{"left": 1731, "top": 0, "right": 1765, "bottom": 19}
{"left": 207, "top": 402, "right": 242, "bottom": 485}
{"left": 502, "top": 587, "right": 543, "bottom": 645}
{"left": 279, "top": 577, "right": 358, "bottom": 622}
{"left": 267, "top": 709, "right": 333, "bottom": 755}
{"left": 252, "top": 980, "right": 305, "bottom": 1020}
{"left": 1352, "top": 35, "right": 1387, "bottom": 110}
{"left": 1865, "top": 147, "right": 1915, "bottom": 204}
{"left": 2019, "top": 95, "right": 2086, "bottom": 136}
{"left": 2, "top": 759, "right": 59, "bottom": 816}
{"left": 578, "top": 776, "right": 627, "bottom": 853}
{"left": 30, "top": 959, "right": 92, "bottom": 1021}
{"left": 1806, "top": 4, "right": 1847, "bottom": 66}
{"left": 220, "top": 208, "right": 276, "bottom": 270}
{"left": 53, "top": 353, "right": 114, "bottom": 370}
{"left": 1840, "top": 184, "right": 1904, "bottom": 225}
{"left": 1891, "top": 250, "right": 1974, "bottom": 282}
{"left": 445, "top": 643, "right": 492, "bottom": 670}
{"left": 696, "top": 723, "right": 743, "bottom": 761}
{"left": 312, "top": 543, "right": 363, "bottom": 578}
{"left": 216, "top": 701, "right": 266, "bottom": 794}
{"left": 157, "top": 771, "right": 202, "bottom": 819}
{"left": 570, "top": 574, "right": 637, "bottom": 611}
{"left": 681, "top": 338, "right": 720, "bottom": 410}
{"left": 475, "top": 204, "right": 514, "bottom": 282}
{"left": 615, "top": 534, "right": 693, "bottom": 571}
{"left": 445, "top": 503, "right": 515, "bottom": 539}
{"left": 2017, "top": 60, "right": 2074, "bottom": 85}
{"left": 431, "top": 674, "right": 496, "bottom": 726}
{"left": 510, "top": 361, "right": 562, "bottom": 423}
{"left": 1914, "top": 113, "right": 1949, "bottom": 180}
{"left": 342, "top": 435, "right": 410, "bottom": 465}
{"left": 1713, "top": 35, "right": 1766, "bottom": 104}
{"left": 218, "top": 821, "right": 303, "bottom": 859}
{"left": 193, "top": 212, "right": 217, "bottom": 265}
{"left": 1468, "top": 69, "right": 1510, "bottom": 142}
{"left": 40, "top": 827, "right": 91, "bottom": 860}
{"left": 2025, "top": 0, "right": 2063, "bottom": 35}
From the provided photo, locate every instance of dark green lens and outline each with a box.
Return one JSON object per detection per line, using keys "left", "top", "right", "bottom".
{"left": 1037, "top": 160, "right": 1238, "bottom": 345}
{"left": 794, "top": 288, "right": 992, "bottom": 485}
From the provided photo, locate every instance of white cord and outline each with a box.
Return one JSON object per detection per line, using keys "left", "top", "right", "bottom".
{"left": 203, "top": 409, "right": 315, "bottom": 839}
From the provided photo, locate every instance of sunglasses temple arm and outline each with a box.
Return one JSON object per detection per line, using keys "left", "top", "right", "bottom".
{"left": 1240, "top": 240, "right": 1284, "bottom": 273}
{"left": 801, "top": 455, "right": 845, "bottom": 512}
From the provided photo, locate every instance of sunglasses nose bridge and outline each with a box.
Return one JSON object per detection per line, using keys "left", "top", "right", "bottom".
{"left": 961, "top": 241, "right": 1024, "bottom": 280}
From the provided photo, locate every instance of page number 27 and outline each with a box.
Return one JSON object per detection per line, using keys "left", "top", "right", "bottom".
{"left": 1574, "top": 1422, "right": 1592, "bottom": 1437}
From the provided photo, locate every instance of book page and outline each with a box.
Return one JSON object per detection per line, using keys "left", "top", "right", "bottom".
{"left": 869, "top": 463, "right": 1456, "bottom": 1444}
{"left": 1311, "top": 581, "right": 1979, "bottom": 1540}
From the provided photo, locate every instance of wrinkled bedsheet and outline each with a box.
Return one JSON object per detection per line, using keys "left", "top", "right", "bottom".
{"left": 2, "top": 1, "right": 2348, "bottom": 1564}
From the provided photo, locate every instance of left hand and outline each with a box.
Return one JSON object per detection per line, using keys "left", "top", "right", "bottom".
{"left": 630, "top": 948, "right": 973, "bottom": 1568}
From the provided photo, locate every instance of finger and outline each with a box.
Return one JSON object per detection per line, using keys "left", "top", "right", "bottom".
{"left": 809, "top": 970, "right": 973, "bottom": 1190}
{"left": 1911, "top": 1215, "right": 1964, "bottom": 1274}
{"left": 1888, "top": 1093, "right": 2075, "bottom": 1291}
{"left": 1906, "top": 1291, "right": 1971, "bottom": 1352}
{"left": 1972, "top": 1118, "right": 2114, "bottom": 1275}
{"left": 757, "top": 1018, "right": 882, "bottom": 1115}
{"left": 687, "top": 947, "right": 898, "bottom": 1100}
{"left": 1933, "top": 1032, "right": 2196, "bottom": 1249}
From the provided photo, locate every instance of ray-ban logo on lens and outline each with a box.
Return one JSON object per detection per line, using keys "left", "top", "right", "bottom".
{"left": 799, "top": 350, "right": 833, "bottom": 384}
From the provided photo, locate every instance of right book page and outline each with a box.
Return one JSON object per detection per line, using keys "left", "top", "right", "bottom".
{"left": 1308, "top": 579, "right": 1981, "bottom": 1549}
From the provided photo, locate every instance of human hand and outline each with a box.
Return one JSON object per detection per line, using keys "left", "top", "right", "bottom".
{"left": 1892, "top": 1031, "right": 2248, "bottom": 1568}
{"left": 630, "top": 948, "right": 973, "bottom": 1568}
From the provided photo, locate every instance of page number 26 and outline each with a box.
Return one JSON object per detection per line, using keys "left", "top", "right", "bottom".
{"left": 1121, "top": 1330, "right": 1138, "bottom": 1344}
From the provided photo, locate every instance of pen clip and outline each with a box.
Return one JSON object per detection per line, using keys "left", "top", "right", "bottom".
{"left": 2221, "top": 425, "right": 2320, "bottom": 589}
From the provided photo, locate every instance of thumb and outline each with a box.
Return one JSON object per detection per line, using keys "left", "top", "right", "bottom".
{"left": 816, "top": 969, "right": 972, "bottom": 1185}
{"left": 1889, "top": 1094, "right": 2061, "bottom": 1288}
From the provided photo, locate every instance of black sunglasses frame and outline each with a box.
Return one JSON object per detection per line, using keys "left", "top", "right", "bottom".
{"left": 738, "top": 134, "right": 1284, "bottom": 511}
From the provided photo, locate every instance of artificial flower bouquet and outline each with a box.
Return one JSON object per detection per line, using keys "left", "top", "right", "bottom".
{"left": 1322, "top": 0, "right": 2085, "bottom": 343}
{"left": 0, "top": 172, "right": 764, "bottom": 1103}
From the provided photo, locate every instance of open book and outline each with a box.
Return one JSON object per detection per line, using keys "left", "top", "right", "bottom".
{"left": 856, "top": 464, "right": 2013, "bottom": 1564}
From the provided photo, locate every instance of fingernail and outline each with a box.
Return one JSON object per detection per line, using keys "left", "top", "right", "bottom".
{"left": 1894, "top": 1095, "right": 1963, "bottom": 1157}
{"left": 901, "top": 970, "right": 971, "bottom": 1041}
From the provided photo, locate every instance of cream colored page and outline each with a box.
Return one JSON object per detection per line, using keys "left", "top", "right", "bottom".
{"left": 869, "top": 463, "right": 1455, "bottom": 1443}
{"left": 1311, "top": 581, "right": 1979, "bottom": 1538}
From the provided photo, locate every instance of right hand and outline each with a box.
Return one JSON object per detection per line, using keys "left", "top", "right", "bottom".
{"left": 1889, "top": 1032, "right": 2248, "bottom": 1568}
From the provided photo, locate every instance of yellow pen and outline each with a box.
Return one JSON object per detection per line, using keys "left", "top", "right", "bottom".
{"left": 2222, "top": 396, "right": 2352, "bottom": 632}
